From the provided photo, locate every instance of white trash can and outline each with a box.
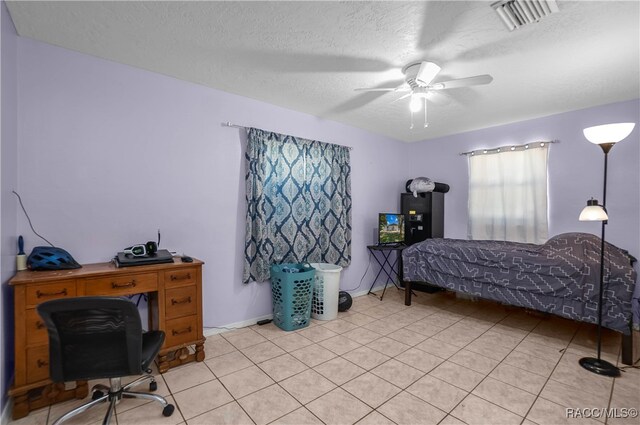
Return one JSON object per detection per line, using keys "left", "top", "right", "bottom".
{"left": 309, "top": 263, "right": 342, "bottom": 321}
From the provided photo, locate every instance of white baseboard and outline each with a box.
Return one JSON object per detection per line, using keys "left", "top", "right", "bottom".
{"left": 350, "top": 284, "right": 387, "bottom": 298}
{"left": 201, "top": 285, "right": 389, "bottom": 337}
{"left": 203, "top": 313, "right": 274, "bottom": 337}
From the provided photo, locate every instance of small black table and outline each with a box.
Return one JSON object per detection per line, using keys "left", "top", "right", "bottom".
{"left": 366, "top": 244, "right": 407, "bottom": 300}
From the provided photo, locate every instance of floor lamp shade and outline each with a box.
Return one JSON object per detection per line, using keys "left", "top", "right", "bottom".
{"left": 579, "top": 199, "right": 608, "bottom": 221}
{"left": 583, "top": 123, "right": 635, "bottom": 146}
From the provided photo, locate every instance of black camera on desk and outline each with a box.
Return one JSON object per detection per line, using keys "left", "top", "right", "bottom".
{"left": 116, "top": 242, "right": 174, "bottom": 268}
{"left": 123, "top": 241, "right": 157, "bottom": 257}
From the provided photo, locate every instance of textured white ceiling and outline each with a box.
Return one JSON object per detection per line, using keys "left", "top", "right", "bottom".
{"left": 6, "top": 1, "right": 640, "bottom": 142}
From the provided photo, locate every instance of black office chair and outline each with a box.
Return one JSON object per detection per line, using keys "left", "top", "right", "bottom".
{"left": 37, "top": 297, "right": 174, "bottom": 425}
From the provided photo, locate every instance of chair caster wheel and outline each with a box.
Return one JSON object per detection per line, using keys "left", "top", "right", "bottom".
{"left": 163, "top": 404, "right": 175, "bottom": 417}
{"left": 92, "top": 390, "right": 104, "bottom": 400}
{"left": 149, "top": 381, "right": 158, "bottom": 391}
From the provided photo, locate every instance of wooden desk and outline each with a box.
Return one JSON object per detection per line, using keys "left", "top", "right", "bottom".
{"left": 8, "top": 258, "right": 205, "bottom": 419}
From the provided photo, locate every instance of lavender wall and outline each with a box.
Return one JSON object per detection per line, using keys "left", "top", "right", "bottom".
{"left": 406, "top": 99, "right": 640, "bottom": 259}
{"left": 15, "top": 37, "right": 407, "bottom": 329}
{"left": 0, "top": 0, "right": 18, "bottom": 411}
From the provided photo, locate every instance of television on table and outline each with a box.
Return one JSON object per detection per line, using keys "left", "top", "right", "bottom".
{"left": 378, "top": 213, "right": 405, "bottom": 245}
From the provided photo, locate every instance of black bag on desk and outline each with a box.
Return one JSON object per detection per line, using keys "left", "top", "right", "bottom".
{"left": 115, "top": 249, "right": 174, "bottom": 267}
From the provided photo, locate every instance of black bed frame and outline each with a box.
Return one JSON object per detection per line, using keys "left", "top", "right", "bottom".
{"left": 402, "top": 280, "right": 635, "bottom": 366}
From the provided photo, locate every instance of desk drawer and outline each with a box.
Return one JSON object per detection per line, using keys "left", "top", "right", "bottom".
{"left": 164, "top": 268, "right": 196, "bottom": 288}
{"left": 26, "top": 280, "right": 76, "bottom": 308}
{"left": 26, "top": 309, "right": 48, "bottom": 346}
{"left": 165, "top": 315, "right": 198, "bottom": 348}
{"left": 84, "top": 273, "right": 157, "bottom": 296}
{"left": 26, "top": 345, "right": 49, "bottom": 384}
{"left": 165, "top": 286, "right": 197, "bottom": 319}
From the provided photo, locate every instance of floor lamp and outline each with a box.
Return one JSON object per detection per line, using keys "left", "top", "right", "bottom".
{"left": 579, "top": 122, "right": 635, "bottom": 377}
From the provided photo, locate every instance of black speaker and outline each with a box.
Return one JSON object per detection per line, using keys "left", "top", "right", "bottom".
{"left": 401, "top": 192, "right": 444, "bottom": 246}
{"left": 401, "top": 191, "right": 445, "bottom": 294}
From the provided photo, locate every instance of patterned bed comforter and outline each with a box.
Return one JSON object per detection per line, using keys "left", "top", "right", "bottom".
{"left": 402, "top": 232, "right": 637, "bottom": 333}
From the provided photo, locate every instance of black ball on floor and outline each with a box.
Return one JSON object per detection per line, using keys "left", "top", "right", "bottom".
{"left": 338, "top": 291, "right": 352, "bottom": 312}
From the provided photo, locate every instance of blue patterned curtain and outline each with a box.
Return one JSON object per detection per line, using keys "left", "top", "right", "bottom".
{"left": 244, "top": 128, "right": 351, "bottom": 283}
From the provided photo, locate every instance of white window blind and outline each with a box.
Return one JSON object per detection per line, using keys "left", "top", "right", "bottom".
{"left": 468, "top": 145, "right": 549, "bottom": 244}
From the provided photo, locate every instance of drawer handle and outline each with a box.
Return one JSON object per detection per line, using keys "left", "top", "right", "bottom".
{"left": 172, "top": 326, "right": 192, "bottom": 336}
{"left": 35, "top": 321, "right": 45, "bottom": 330}
{"left": 112, "top": 280, "right": 136, "bottom": 289}
{"left": 170, "top": 273, "right": 191, "bottom": 281}
{"left": 36, "top": 288, "right": 67, "bottom": 298}
{"left": 171, "top": 296, "right": 192, "bottom": 305}
{"left": 37, "top": 359, "right": 48, "bottom": 368}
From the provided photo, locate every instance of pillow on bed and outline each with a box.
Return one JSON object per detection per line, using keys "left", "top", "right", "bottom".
{"left": 544, "top": 232, "right": 636, "bottom": 265}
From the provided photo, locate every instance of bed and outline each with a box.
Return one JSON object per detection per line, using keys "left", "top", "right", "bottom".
{"left": 402, "top": 232, "right": 638, "bottom": 363}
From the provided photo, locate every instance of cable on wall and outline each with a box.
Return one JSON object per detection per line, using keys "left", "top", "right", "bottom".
{"left": 12, "top": 190, "right": 55, "bottom": 247}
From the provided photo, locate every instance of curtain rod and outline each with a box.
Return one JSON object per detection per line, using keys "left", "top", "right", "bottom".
{"left": 459, "top": 140, "right": 560, "bottom": 156}
{"left": 221, "top": 122, "right": 353, "bottom": 150}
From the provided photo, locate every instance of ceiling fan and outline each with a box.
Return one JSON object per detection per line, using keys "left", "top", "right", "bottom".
{"left": 355, "top": 61, "right": 493, "bottom": 129}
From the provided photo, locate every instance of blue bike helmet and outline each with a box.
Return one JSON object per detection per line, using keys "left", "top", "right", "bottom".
{"left": 27, "top": 247, "right": 81, "bottom": 270}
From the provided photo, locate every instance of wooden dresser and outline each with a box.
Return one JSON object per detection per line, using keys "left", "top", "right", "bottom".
{"left": 8, "top": 258, "right": 205, "bottom": 419}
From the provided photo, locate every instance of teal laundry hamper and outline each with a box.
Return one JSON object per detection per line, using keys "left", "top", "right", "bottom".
{"left": 270, "top": 263, "right": 315, "bottom": 331}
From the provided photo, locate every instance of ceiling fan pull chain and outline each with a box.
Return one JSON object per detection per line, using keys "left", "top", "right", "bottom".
{"left": 410, "top": 109, "right": 414, "bottom": 129}
{"left": 423, "top": 97, "right": 429, "bottom": 128}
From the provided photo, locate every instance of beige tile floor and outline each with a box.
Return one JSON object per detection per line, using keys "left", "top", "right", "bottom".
{"left": 10, "top": 289, "right": 640, "bottom": 425}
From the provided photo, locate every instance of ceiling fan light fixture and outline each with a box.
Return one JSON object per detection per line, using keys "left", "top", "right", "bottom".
{"left": 409, "top": 95, "right": 422, "bottom": 113}
{"left": 415, "top": 62, "right": 441, "bottom": 86}
{"left": 355, "top": 62, "right": 492, "bottom": 130}
{"left": 492, "top": 0, "right": 559, "bottom": 31}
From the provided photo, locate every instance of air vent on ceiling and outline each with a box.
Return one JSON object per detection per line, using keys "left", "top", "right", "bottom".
{"left": 492, "top": 0, "right": 560, "bottom": 31}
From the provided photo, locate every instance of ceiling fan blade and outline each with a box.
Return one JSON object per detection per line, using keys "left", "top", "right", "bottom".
{"left": 354, "top": 88, "right": 396, "bottom": 92}
{"left": 416, "top": 1, "right": 470, "bottom": 51}
{"left": 354, "top": 87, "right": 410, "bottom": 92}
{"left": 430, "top": 74, "right": 493, "bottom": 90}
{"left": 277, "top": 53, "right": 393, "bottom": 72}
{"left": 324, "top": 79, "right": 406, "bottom": 116}
{"left": 391, "top": 93, "right": 413, "bottom": 103}
{"left": 415, "top": 61, "right": 441, "bottom": 86}
{"left": 215, "top": 49, "right": 395, "bottom": 73}
{"left": 427, "top": 91, "right": 452, "bottom": 106}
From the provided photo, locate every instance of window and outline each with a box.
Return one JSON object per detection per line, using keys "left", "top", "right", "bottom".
{"left": 468, "top": 145, "right": 548, "bottom": 244}
{"left": 243, "top": 128, "right": 351, "bottom": 283}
